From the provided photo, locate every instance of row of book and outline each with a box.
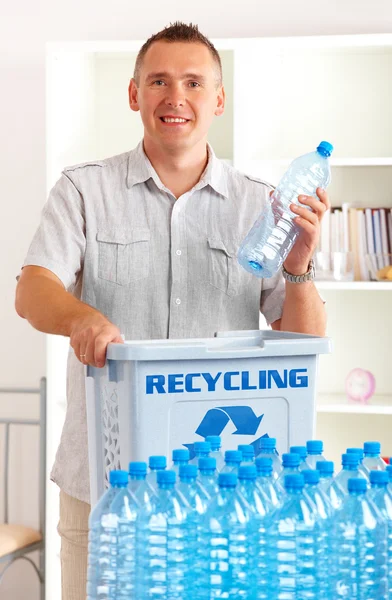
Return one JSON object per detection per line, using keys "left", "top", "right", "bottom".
{"left": 317, "top": 206, "right": 392, "bottom": 281}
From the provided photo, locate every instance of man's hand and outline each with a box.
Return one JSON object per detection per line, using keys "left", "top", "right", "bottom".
{"left": 70, "top": 315, "right": 124, "bottom": 368}
{"left": 276, "top": 187, "right": 330, "bottom": 276}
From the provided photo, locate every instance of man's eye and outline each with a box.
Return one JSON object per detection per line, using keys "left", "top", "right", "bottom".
{"left": 189, "top": 82, "right": 200, "bottom": 87}
{"left": 153, "top": 80, "right": 165, "bottom": 86}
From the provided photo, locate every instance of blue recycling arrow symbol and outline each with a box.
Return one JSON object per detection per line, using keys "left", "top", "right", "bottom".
{"left": 184, "top": 406, "right": 266, "bottom": 458}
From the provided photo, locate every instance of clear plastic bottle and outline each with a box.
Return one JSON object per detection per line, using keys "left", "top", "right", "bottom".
{"left": 346, "top": 447, "right": 370, "bottom": 480}
{"left": 87, "top": 470, "right": 128, "bottom": 600}
{"left": 302, "top": 469, "right": 335, "bottom": 599}
{"left": 128, "top": 461, "right": 157, "bottom": 506}
{"left": 237, "top": 141, "right": 333, "bottom": 278}
{"left": 335, "top": 453, "right": 366, "bottom": 494}
{"left": 334, "top": 477, "right": 388, "bottom": 598}
{"left": 109, "top": 476, "right": 140, "bottom": 599}
{"left": 204, "top": 435, "right": 225, "bottom": 472}
{"left": 237, "top": 465, "right": 273, "bottom": 599}
{"left": 170, "top": 448, "right": 190, "bottom": 475}
{"left": 306, "top": 440, "right": 326, "bottom": 468}
{"left": 257, "top": 437, "right": 282, "bottom": 479}
{"left": 197, "top": 457, "right": 219, "bottom": 498}
{"left": 189, "top": 441, "right": 211, "bottom": 466}
{"left": 220, "top": 449, "right": 243, "bottom": 474}
{"left": 317, "top": 460, "right": 345, "bottom": 509}
{"left": 369, "top": 470, "right": 392, "bottom": 596}
{"left": 198, "top": 472, "right": 254, "bottom": 599}
{"left": 290, "top": 445, "right": 311, "bottom": 471}
{"left": 268, "top": 473, "right": 320, "bottom": 598}
{"left": 255, "top": 457, "right": 282, "bottom": 508}
{"left": 146, "top": 455, "right": 167, "bottom": 490}
{"left": 362, "top": 441, "right": 387, "bottom": 473}
{"left": 237, "top": 444, "right": 255, "bottom": 465}
{"left": 276, "top": 452, "right": 301, "bottom": 492}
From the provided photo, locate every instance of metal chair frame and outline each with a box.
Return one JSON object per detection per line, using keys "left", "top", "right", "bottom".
{"left": 0, "top": 377, "right": 46, "bottom": 600}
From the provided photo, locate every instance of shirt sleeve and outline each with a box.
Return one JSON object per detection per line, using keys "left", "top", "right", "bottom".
{"left": 259, "top": 270, "right": 286, "bottom": 326}
{"left": 20, "top": 171, "right": 86, "bottom": 291}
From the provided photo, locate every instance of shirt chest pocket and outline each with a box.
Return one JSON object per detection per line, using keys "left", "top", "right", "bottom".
{"left": 208, "top": 237, "right": 250, "bottom": 297}
{"left": 97, "top": 228, "right": 150, "bottom": 285}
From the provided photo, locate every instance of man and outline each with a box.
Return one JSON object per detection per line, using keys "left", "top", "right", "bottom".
{"left": 15, "top": 22, "right": 328, "bottom": 600}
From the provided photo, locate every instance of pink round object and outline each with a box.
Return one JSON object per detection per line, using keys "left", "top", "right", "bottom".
{"left": 345, "top": 368, "right": 376, "bottom": 403}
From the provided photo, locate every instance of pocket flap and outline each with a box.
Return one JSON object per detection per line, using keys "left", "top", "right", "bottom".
{"left": 97, "top": 228, "right": 150, "bottom": 245}
{"left": 207, "top": 237, "right": 236, "bottom": 258}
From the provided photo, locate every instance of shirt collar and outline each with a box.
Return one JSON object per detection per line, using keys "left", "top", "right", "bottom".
{"left": 126, "top": 140, "right": 229, "bottom": 199}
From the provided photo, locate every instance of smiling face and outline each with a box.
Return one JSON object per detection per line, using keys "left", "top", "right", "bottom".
{"left": 129, "top": 41, "right": 225, "bottom": 154}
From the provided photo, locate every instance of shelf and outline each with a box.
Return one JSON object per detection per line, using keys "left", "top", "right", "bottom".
{"left": 317, "top": 394, "right": 392, "bottom": 415}
{"left": 315, "top": 281, "right": 392, "bottom": 290}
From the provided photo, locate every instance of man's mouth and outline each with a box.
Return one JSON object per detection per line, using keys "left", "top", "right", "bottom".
{"left": 159, "top": 117, "right": 190, "bottom": 124}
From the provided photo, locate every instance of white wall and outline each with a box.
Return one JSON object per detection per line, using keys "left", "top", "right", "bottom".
{"left": 1, "top": 1, "right": 392, "bottom": 598}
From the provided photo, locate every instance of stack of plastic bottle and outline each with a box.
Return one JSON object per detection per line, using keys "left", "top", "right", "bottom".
{"left": 87, "top": 437, "right": 392, "bottom": 599}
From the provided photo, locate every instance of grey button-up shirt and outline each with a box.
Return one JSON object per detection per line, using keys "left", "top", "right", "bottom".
{"left": 22, "top": 141, "right": 285, "bottom": 503}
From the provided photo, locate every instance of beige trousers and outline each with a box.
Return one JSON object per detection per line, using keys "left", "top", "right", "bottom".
{"left": 57, "top": 490, "right": 91, "bottom": 600}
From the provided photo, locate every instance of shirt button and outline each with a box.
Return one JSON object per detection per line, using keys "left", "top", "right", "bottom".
{"left": 176, "top": 249, "right": 182, "bottom": 256}
{"left": 175, "top": 298, "right": 181, "bottom": 305}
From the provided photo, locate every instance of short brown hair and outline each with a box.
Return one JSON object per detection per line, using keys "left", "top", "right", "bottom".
{"left": 133, "top": 22, "right": 222, "bottom": 88}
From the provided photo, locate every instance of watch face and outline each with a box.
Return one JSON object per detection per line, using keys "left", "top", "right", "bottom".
{"left": 345, "top": 368, "right": 376, "bottom": 403}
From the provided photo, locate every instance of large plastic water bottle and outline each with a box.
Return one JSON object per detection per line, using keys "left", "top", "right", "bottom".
{"left": 334, "top": 477, "right": 388, "bottom": 598}
{"left": 255, "top": 457, "right": 282, "bottom": 508}
{"left": 220, "top": 449, "right": 243, "bottom": 474}
{"left": 237, "top": 465, "right": 272, "bottom": 599}
{"left": 258, "top": 437, "right": 282, "bottom": 479}
{"left": 362, "top": 440, "right": 387, "bottom": 473}
{"left": 268, "top": 473, "right": 320, "bottom": 598}
{"left": 197, "top": 457, "right": 219, "bottom": 498}
{"left": 146, "top": 455, "right": 167, "bottom": 490}
{"left": 317, "top": 460, "right": 345, "bottom": 509}
{"left": 346, "top": 447, "right": 370, "bottom": 480}
{"left": 170, "top": 448, "right": 190, "bottom": 475}
{"left": 87, "top": 470, "right": 128, "bottom": 600}
{"left": 276, "top": 452, "right": 301, "bottom": 491}
{"left": 109, "top": 476, "right": 140, "bottom": 599}
{"left": 290, "top": 445, "right": 311, "bottom": 471}
{"left": 204, "top": 435, "right": 225, "bottom": 472}
{"left": 177, "top": 464, "right": 209, "bottom": 513}
{"left": 369, "top": 470, "right": 392, "bottom": 596}
{"left": 189, "top": 441, "right": 211, "bottom": 465}
{"left": 305, "top": 440, "right": 326, "bottom": 468}
{"left": 334, "top": 453, "right": 366, "bottom": 494}
{"left": 128, "top": 461, "right": 157, "bottom": 505}
{"left": 237, "top": 141, "right": 333, "bottom": 278}
{"left": 136, "top": 470, "right": 192, "bottom": 599}
{"left": 198, "top": 472, "right": 254, "bottom": 599}
{"left": 237, "top": 444, "right": 255, "bottom": 465}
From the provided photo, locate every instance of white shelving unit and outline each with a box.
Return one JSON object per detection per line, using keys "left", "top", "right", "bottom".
{"left": 45, "top": 33, "right": 392, "bottom": 598}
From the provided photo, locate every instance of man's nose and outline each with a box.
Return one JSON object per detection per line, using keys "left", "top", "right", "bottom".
{"left": 165, "top": 85, "right": 185, "bottom": 108}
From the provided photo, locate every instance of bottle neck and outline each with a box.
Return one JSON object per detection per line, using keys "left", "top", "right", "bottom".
{"left": 150, "top": 466, "right": 165, "bottom": 472}
{"left": 158, "top": 484, "right": 174, "bottom": 491}
{"left": 130, "top": 474, "right": 145, "bottom": 481}
{"left": 371, "top": 483, "right": 387, "bottom": 490}
{"left": 286, "top": 487, "right": 303, "bottom": 496}
{"left": 200, "top": 470, "right": 215, "bottom": 477}
{"left": 343, "top": 465, "right": 359, "bottom": 471}
{"left": 364, "top": 453, "right": 380, "bottom": 458}
{"left": 226, "top": 461, "right": 240, "bottom": 468}
{"left": 179, "top": 478, "right": 196, "bottom": 485}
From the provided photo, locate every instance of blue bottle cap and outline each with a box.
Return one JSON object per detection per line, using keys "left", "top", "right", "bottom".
{"left": 179, "top": 464, "right": 198, "bottom": 480}
{"left": 317, "top": 141, "right": 334, "bottom": 157}
{"left": 205, "top": 436, "right": 221, "bottom": 450}
{"left": 284, "top": 474, "right": 304, "bottom": 490}
{"left": 347, "top": 448, "right": 364, "bottom": 460}
{"left": 290, "top": 446, "right": 307, "bottom": 460}
{"left": 370, "top": 470, "right": 388, "bottom": 486}
{"left": 225, "top": 450, "right": 242, "bottom": 463}
{"left": 282, "top": 452, "right": 300, "bottom": 468}
{"left": 172, "top": 449, "right": 190, "bottom": 462}
{"left": 342, "top": 453, "right": 359, "bottom": 467}
{"left": 149, "top": 455, "right": 167, "bottom": 469}
{"left": 157, "top": 469, "right": 176, "bottom": 485}
{"left": 348, "top": 477, "right": 367, "bottom": 493}
{"left": 386, "top": 465, "right": 392, "bottom": 481}
{"left": 259, "top": 437, "right": 276, "bottom": 450}
{"left": 317, "top": 460, "right": 334, "bottom": 475}
{"left": 128, "top": 461, "right": 147, "bottom": 476}
{"left": 218, "top": 472, "right": 237, "bottom": 488}
{"left": 364, "top": 441, "right": 381, "bottom": 455}
{"left": 306, "top": 440, "right": 323, "bottom": 455}
{"left": 302, "top": 469, "right": 320, "bottom": 485}
{"left": 198, "top": 457, "right": 216, "bottom": 471}
{"left": 194, "top": 441, "right": 211, "bottom": 453}
{"left": 238, "top": 465, "right": 257, "bottom": 480}
{"left": 238, "top": 444, "right": 255, "bottom": 458}
{"left": 109, "top": 469, "right": 129, "bottom": 486}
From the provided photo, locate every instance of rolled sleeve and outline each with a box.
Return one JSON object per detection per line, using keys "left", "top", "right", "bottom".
{"left": 260, "top": 270, "right": 286, "bottom": 326}
{"left": 21, "top": 172, "right": 86, "bottom": 291}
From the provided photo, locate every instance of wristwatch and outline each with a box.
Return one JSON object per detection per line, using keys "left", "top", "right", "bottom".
{"left": 282, "top": 259, "right": 316, "bottom": 283}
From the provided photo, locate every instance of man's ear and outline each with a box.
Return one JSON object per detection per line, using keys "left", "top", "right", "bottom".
{"left": 129, "top": 78, "right": 140, "bottom": 112}
{"left": 214, "top": 85, "right": 225, "bottom": 117}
